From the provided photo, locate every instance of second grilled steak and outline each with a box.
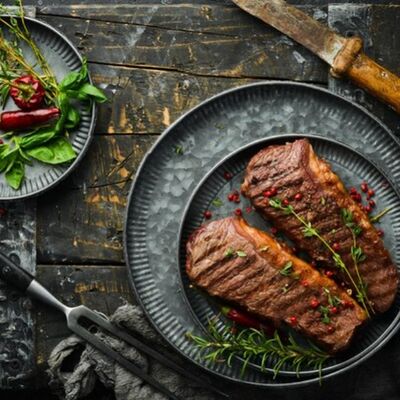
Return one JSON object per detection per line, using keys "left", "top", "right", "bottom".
{"left": 241, "top": 139, "right": 398, "bottom": 314}
{"left": 186, "top": 217, "right": 366, "bottom": 353}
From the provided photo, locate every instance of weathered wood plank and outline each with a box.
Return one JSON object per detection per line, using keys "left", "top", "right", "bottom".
{"left": 92, "top": 64, "right": 254, "bottom": 134}
{"left": 36, "top": 135, "right": 155, "bottom": 265}
{"left": 31, "top": 0, "right": 400, "bottom": 6}
{"left": 34, "top": 265, "right": 134, "bottom": 386}
{"left": 37, "top": 3, "right": 327, "bottom": 37}
{"left": 36, "top": 7, "right": 328, "bottom": 82}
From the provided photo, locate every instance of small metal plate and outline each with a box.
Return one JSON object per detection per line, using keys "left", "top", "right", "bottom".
{"left": 124, "top": 82, "right": 400, "bottom": 387}
{"left": 0, "top": 17, "right": 96, "bottom": 200}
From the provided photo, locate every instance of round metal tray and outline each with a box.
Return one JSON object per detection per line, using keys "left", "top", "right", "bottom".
{"left": 0, "top": 17, "right": 96, "bottom": 200}
{"left": 179, "top": 134, "right": 400, "bottom": 379}
{"left": 124, "top": 82, "right": 400, "bottom": 387}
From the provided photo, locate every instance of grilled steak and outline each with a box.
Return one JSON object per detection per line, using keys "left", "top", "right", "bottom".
{"left": 241, "top": 139, "right": 398, "bottom": 314}
{"left": 186, "top": 217, "right": 366, "bottom": 353}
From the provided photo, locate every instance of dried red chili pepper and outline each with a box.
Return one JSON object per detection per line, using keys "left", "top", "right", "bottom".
{"left": 10, "top": 75, "right": 45, "bottom": 111}
{"left": 0, "top": 107, "right": 60, "bottom": 131}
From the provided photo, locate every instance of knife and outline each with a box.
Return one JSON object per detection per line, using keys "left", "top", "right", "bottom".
{"left": 232, "top": 0, "right": 400, "bottom": 113}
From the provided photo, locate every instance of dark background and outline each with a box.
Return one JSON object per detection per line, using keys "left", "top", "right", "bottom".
{"left": 1, "top": 0, "right": 400, "bottom": 399}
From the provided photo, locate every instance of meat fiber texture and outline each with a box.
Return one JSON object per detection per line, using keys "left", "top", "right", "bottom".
{"left": 241, "top": 139, "right": 398, "bottom": 314}
{"left": 186, "top": 217, "right": 366, "bottom": 353}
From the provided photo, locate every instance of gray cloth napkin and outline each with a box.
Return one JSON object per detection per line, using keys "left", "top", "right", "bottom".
{"left": 47, "top": 304, "right": 212, "bottom": 400}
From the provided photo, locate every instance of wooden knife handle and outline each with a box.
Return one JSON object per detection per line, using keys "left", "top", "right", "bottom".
{"left": 331, "top": 38, "right": 400, "bottom": 113}
{"left": 345, "top": 52, "right": 400, "bottom": 113}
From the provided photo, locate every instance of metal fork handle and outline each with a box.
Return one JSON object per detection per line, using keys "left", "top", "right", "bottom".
{"left": 0, "top": 251, "right": 70, "bottom": 314}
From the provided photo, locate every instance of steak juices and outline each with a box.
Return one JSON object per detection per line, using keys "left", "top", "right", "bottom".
{"left": 186, "top": 139, "right": 399, "bottom": 354}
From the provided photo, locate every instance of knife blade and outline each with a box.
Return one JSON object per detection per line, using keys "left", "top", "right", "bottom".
{"left": 232, "top": 0, "right": 400, "bottom": 113}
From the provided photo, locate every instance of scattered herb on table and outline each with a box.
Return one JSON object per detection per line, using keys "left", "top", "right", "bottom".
{"left": 187, "top": 319, "right": 330, "bottom": 379}
{"left": 0, "top": 0, "right": 107, "bottom": 189}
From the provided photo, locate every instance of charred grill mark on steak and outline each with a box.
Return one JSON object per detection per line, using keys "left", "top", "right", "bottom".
{"left": 241, "top": 139, "right": 399, "bottom": 313}
{"left": 186, "top": 217, "right": 366, "bottom": 353}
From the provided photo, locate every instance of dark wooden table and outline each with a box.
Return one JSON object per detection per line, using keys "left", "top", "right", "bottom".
{"left": 2, "top": 1, "right": 400, "bottom": 399}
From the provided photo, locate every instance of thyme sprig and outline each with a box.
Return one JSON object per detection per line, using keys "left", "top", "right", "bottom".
{"left": 269, "top": 198, "right": 370, "bottom": 317}
{"left": 341, "top": 209, "right": 374, "bottom": 316}
{"left": 370, "top": 207, "right": 391, "bottom": 223}
{"left": 187, "top": 319, "right": 330, "bottom": 379}
{"left": 0, "top": 2, "right": 59, "bottom": 101}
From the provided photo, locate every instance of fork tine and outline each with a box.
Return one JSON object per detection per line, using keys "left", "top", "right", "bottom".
{"left": 70, "top": 307, "right": 229, "bottom": 399}
{"left": 72, "top": 320, "right": 181, "bottom": 400}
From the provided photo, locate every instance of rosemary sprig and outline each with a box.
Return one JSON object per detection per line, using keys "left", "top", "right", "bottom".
{"left": 269, "top": 198, "right": 370, "bottom": 317}
{"left": 187, "top": 319, "right": 330, "bottom": 379}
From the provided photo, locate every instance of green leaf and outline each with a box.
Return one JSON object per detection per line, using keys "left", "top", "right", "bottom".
{"left": 19, "top": 127, "right": 57, "bottom": 149}
{"left": 224, "top": 247, "right": 234, "bottom": 258}
{"left": 5, "top": 160, "right": 24, "bottom": 190}
{"left": 269, "top": 198, "right": 282, "bottom": 209}
{"left": 27, "top": 138, "right": 76, "bottom": 165}
{"left": 279, "top": 261, "right": 293, "bottom": 276}
{"left": 174, "top": 145, "right": 184, "bottom": 155}
{"left": 302, "top": 222, "right": 317, "bottom": 237}
{"left": 78, "top": 83, "right": 107, "bottom": 103}
{"left": 211, "top": 197, "right": 224, "bottom": 207}
{"left": 0, "top": 84, "right": 9, "bottom": 107}
{"left": 351, "top": 246, "right": 366, "bottom": 263}
{"left": 59, "top": 58, "right": 88, "bottom": 91}
{"left": 236, "top": 250, "right": 247, "bottom": 258}
{"left": 65, "top": 106, "right": 81, "bottom": 129}
{"left": 319, "top": 306, "right": 331, "bottom": 324}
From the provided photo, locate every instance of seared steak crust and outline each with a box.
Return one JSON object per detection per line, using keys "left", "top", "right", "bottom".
{"left": 241, "top": 139, "right": 398, "bottom": 313}
{"left": 186, "top": 217, "right": 366, "bottom": 353}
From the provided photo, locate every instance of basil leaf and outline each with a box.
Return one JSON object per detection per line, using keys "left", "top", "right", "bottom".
{"left": 0, "top": 84, "right": 9, "bottom": 107}
{"left": 27, "top": 137, "right": 76, "bottom": 164}
{"left": 54, "top": 93, "right": 70, "bottom": 134}
{"left": 0, "top": 146, "right": 12, "bottom": 171}
{"left": 19, "top": 127, "right": 57, "bottom": 149}
{"left": 0, "top": 147, "right": 18, "bottom": 173}
{"left": 65, "top": 106, "right": 80, "bottom": 129}
{"left": 5, "top": 160, "right": 24, "bottom": 190}
{"left": 78, "top": 83, "right": 107, "bottom": 103}
{"left": 59, "top": 58, "right": 88, "bottom": 91}
{"left": 64, "top": 89, "right": 90, "bottom": 101}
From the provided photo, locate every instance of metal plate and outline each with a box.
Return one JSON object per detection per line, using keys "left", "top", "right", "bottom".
{"left": 0, "top": 17, "right": 96, "bottom": 200}
{"left": 124, "top": 82, "right": 400, "bottom": 387}
{"left": 179, "top": 134, "right": 400, "bottom": 379}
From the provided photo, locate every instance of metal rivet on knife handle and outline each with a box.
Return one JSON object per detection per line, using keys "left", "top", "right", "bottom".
{"left": 232, "top": 0, "right": 400, "bottom": 114}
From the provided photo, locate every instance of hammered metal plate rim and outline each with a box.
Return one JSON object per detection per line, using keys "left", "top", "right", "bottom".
{"left": 124, "top": 81, "right": 400, "bottom": 388}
